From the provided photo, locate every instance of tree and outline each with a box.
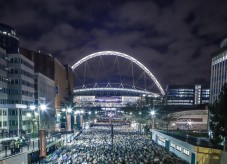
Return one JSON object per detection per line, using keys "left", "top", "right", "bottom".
{"left": 209, "top": 83, "right": 227, "bottom": 145}
{"left": 59, "top": 82, "right": 75, "bottom": 129}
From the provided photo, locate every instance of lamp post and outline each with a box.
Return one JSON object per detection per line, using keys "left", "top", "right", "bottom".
{"left": 150, "top": 110, "right": 155, "bottom": 129}
{"left": 26, "top": 113, "right": 32, "bottom": 133}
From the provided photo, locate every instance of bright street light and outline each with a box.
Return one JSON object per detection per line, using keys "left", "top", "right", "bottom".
{"left": 26, "top": 113, "right": 32, "bottom": 118}
{"left": 30, "top": 105, "right": 36, "bottom": 110}
{"left": 67, "top": 108, "right": 72, "bottom": 113}
{"left": 40, "top": 104, "right": 47, "bottom": 110}
{"left": 150, "top": 110, "right": 155, "bottom": 116}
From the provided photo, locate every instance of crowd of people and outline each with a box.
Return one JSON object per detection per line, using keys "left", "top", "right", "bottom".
{"left": 42, "top": 125, "right": 188, "bottom": 164}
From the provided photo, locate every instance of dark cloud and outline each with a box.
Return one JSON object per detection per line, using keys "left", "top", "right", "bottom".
{"left": 0, "top": 0, "right": 227, "bottom": 93}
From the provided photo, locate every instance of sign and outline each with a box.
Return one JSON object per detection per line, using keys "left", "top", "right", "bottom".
{"left": 39, "top": 130, "right": 47, "bottom": 158}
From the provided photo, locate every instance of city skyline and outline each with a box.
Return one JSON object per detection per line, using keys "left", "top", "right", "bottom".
{"left": 1, "top": 0, "right": 227, "bottom": 87}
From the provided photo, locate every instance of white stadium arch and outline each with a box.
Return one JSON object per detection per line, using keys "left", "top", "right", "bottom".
{"left": 71, "top": 51, "right": 165, "bottom": 95}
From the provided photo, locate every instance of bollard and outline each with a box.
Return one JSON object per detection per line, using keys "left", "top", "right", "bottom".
{"left": 33, "top": 140, "right": 34, "bottom": 150}
{"left": 5, "top": 145, "right": 7, "bottom": 157}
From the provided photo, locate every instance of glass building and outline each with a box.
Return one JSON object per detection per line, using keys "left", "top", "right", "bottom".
{"left": 166, "top": 85, "right": 209, "bottom": 106}
{"left": 0, "top": 23, "right": 19, "bottom": 53}
{"left": 210, "top": 38, "right": 227, "bottom": 103}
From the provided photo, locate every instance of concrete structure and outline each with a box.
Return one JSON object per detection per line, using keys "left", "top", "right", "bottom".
{"left": 210, "top": 37, "right": 227, "bottom": 103}
{"left": 167, "top": 109, "right": 208, "bottom": 131}
{"left": 151, "top": 129, "right": 222, "bottom": 164}
{"left": 166, "top": 85, "right": 209, "bottom": 106}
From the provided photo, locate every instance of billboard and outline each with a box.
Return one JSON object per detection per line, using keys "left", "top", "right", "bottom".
{"left": 39, "top": 130, "right": 47, "bottom": 158}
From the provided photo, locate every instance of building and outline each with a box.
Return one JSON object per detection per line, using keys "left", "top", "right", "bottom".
{"left": 0, "top": 23, "right": 19, "bottom": 53}
{"left": 210, "top": 37, "right": 227, "bottom": 104}
{"left": 34, "top": 73, "right": 55, "bottom": 131}
{"left": 19, "top": 48, "right": 75, "bottom": 131}
{"left": 0, "top": 47, "right": 35, "bottom": 135}
{"left": 166, "top": 85, "right": 209, "bottom": 106}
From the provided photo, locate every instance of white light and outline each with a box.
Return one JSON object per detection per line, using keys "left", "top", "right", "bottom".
{"left": 130, "top": 112, "right": 132, "bottom": 115}
{"left": 30, "top": 105, "right": 36, "bottom": 110}
{"left": 40, "top": 104, "right": 47, "bottom": 110}
{"left": 57, "top": 113, "right": 61, "bottom": 117}
{"left": 80, "top": 110, "right": 84, "bottom": 114}
{"left": 139, "top": 112, "right": 142, "bottom": 115}
{"left": 27, "top": 113, "right": 32, "bottom": 118}
{"left": 67, "top": 108, "right": 72, "bottom": 113}
{"left": 150, "top": 111, "right": 155, "bottom": 116}
{"left": 95, "top": 111, "right": 97, "bottom": 114}
{"left": 62, "top": 108, "right": 66, "bottom": 112}
{"left": 88, "top": 111, "right": 91, "bottom": 115}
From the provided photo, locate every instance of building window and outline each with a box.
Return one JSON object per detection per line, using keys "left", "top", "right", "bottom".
{"left": 183, "top": 148, "right": 190, "bottom": 156}
{"left": 176, "top": 145, "right": 182, "bottom": 152}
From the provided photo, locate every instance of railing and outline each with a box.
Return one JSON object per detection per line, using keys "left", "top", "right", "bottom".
{"left": 0, "top": 133, "right": 61, "bottom": 159}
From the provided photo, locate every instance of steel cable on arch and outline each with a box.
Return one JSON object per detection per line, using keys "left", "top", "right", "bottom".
{"left": 71, "top": 51, "right": 165, "bottom": 95}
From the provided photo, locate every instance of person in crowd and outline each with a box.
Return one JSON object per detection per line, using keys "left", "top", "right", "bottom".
{"left": 41, "top": 125, "right": 187, "bottom": 164}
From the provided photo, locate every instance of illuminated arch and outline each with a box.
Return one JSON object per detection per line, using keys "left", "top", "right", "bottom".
{"left": 71, "top": 51, "right": 165, "bottom": 95}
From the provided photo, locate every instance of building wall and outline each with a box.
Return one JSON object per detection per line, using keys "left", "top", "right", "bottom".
{"left": 168, "top": 109, "right": 208, "bottom": 131}
{"left": 35, "top": 73, "right": 55, "bottom": 131}
{"left": 7, "top": 53, "right": 35, "bottom": 132}
{"left": 19, "top": 48, "right": 55, "bottom": 80}
{"left": 0, "top": 48, "right": 8, "bottom": 104}
{"left": 210, "top": 40, "right": 227, "bottom": 104}
{"left": 54, "top": 59, "right": 67, "bottom": 112}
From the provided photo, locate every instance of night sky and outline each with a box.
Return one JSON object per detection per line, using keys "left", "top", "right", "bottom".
{"left": 1, "top": 0, "right": 227, "bottom": 90}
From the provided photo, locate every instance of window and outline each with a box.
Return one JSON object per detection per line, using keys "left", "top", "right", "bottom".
{"left": 183, "top": 148, "right": 190, "bottom": 156}
{"left": 170, "top": 142, "right": 175, "bottom": 148}
{"left": 176, "top": 145, "right": 182, "bottom": 152}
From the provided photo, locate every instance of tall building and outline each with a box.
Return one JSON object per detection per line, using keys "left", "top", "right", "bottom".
{"left": 210, "top": 38, "right": 227, "bottom": 103}
{"left": 0, "top": 23, "right": 19, "bottom": 53}
{"left": 0, "top": 46, "right": 35, "bottom": 135}
{"left": 19, "top": 48, "right": 74, "bottom": 115}
{"left": 166, "top": 85, "right": 209, "bottom": 106}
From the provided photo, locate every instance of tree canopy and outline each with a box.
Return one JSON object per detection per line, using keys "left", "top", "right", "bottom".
{"left": 209, "top": 83, "right": 227, "bottom": 145}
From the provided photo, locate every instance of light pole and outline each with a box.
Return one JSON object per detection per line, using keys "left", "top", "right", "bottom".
{"left": 150, "top": 110, "right": 155, "bottom": 129}
{"left": 26, "top": 113, "right": 32, "bottom": 133}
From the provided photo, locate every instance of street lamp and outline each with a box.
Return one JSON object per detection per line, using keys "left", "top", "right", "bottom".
{"left": 150, "top": 110, "right": 155, "bottom": 129}
{"left": 26, "top": 113, "right": 32, "bottom": 133}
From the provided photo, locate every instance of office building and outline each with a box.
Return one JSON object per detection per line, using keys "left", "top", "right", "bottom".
{"left": 0, "top": 47, "right": 35, "bottom": 135}
{"left": 0, "top": 23, "right": 19, "bottom": 53}
{"left": 210, "top": 37, "right": 227, "bottom": 103}
{"left": 19, "top": 48, "right": 74, "bottom": 119}
{"left": 166, "top": 85, "right": 209, "bottom": 106}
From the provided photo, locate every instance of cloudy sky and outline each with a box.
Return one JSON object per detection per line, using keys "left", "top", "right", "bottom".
{"left": 1, "top": 0, "right": 227, "bottom": 91}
